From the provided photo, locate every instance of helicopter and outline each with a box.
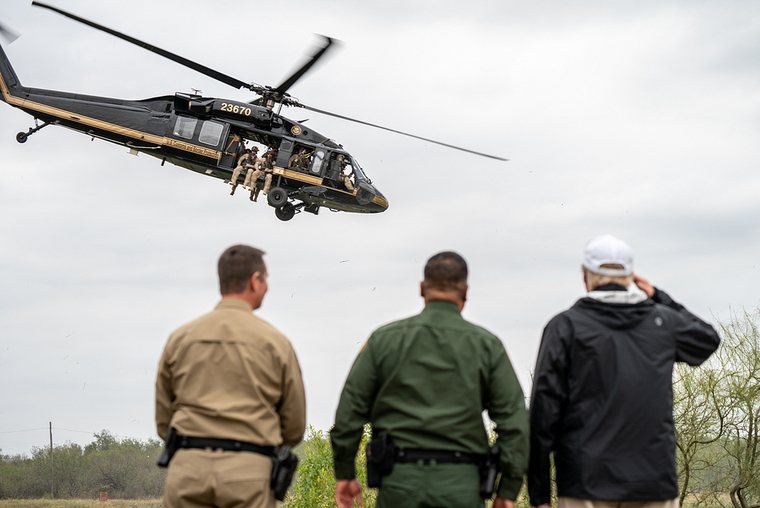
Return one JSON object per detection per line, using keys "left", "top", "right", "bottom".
{"left": 0, "top": 2, "right": 506, "bottom": 221}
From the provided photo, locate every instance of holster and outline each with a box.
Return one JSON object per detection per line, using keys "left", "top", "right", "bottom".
{"left": 270, "top": 445, "right": 299, "bottom": 501}
{"left": 365, "top": 434, "right": 395, "bottom": 488}
{"left": 156, "top": 427, "right": 179, "bottom": 468}
{"left": 478, "top": 443, "right": 500, "bottom": 499}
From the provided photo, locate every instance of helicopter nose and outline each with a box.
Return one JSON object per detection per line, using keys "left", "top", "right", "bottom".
{"left": 371, "top": 190, "right": 389, "bottom": 211}
{"left": 356, "top": 182, "right": 387, "bottom": 212}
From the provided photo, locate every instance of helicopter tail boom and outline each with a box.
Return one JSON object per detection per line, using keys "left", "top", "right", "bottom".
{"left": 0, "top": 42, "right": 23, "bottom": 104}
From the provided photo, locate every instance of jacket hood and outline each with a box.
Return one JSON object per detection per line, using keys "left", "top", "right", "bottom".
{"left": 573, "top": 295, "right": 655, "bottom": 330}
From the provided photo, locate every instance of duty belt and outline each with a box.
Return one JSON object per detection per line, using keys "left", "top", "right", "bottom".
{"left": 178, "top": 436, "right": 274, "bottom": 456}
{"left": 395, "top": 448, "right": 483, "bottom": 465}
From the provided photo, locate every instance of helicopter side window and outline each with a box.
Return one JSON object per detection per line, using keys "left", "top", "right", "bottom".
{"left": 173, "top": 116, "right": 198, "bottom": 140}
{"left": 199, "top": 121, "right": 225, "bottom": 146}
{"left": 311, "top": 150, "right": 326, "bottom": 176}
{"left": 287, "top": 144, "right": 318, "bottom": 173}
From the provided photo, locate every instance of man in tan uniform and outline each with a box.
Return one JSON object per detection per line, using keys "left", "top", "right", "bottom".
{"left": 248, "top": 151, "right": 276, "bottom": 202}
{"left": 335, "top": 154, "right": 355, "bottom": 192}
{"left": 155, "top": 245, "right": 306, "bottom": 508}
{"left": 241, "top": 146, "right": 261, "bottom": 190}
{"left": 230, "top": 147, "right": 256, "bottom": 196}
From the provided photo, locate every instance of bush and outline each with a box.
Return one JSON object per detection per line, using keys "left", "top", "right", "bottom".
{"left": 286, "top": 425, "right": 376, "bottom": 507}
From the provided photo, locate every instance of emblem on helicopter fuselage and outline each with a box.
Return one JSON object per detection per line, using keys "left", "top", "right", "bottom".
{"left": 290, "top": 126, "right": 302, "bottom": 136}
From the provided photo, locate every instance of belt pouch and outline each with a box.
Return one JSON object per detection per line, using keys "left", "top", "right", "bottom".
{"left": 478, "top": 443, "right": 500, "bottom": 499}
{"left": 270, "top": 445, "right": 299, "bottom": 501}
{"left": 366, "top": 434, "right": 395, "bottom": 488}
{"left": 156, "top": 427, "right": 179, "bottom": 468}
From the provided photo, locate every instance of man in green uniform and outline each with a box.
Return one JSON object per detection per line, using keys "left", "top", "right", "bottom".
{"left": 331, "top": 251, "right": 529, "bottom": 508}
{"left": 156, "top": 245, "right": 306, "bottom": 508}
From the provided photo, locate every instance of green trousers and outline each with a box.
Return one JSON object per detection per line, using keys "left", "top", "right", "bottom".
{"left": 376, "top": 462, "right": 483, "bottom": 508}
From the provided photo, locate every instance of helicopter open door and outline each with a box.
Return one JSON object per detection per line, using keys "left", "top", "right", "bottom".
{"left": 219, "top": 132, "right": 243, "bottom": 169}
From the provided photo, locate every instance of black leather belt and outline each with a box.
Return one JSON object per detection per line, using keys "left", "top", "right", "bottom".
{"left": 178, "top": 436, "right": 274, "bottom": 456}
{"left": 395, "top": 448, "right": 482, "bottom": 465}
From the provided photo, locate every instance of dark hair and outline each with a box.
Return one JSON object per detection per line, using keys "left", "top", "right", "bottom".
{"left": 423, "top": 251, "right": 468, "bottom": 292}
{"left": 217, "top": 245, "right": 266, "bottom": 295}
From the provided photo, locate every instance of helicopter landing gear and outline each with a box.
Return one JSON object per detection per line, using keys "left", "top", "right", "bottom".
{"left": 267, "top": 187, "right": 288, "bottom": 207}
{"left": 275, "top": 204, "right": 297, "bottom": 221}
{"left": 16, "top": 120, "right": 53, "bottom": 143}
{"left": 267, "top": 187, "right": 319, "bottom": 221}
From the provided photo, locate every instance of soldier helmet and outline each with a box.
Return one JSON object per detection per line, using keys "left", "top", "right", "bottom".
{"left": 251, "top": 146, "right": 259, "bottom": 152}
{"left": 337, "top": 154, "right": 344, "bottom": 161}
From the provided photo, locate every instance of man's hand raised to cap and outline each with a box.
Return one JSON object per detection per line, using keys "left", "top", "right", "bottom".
{"left": 633, "top": 274, "right": 655, "bottom": 298}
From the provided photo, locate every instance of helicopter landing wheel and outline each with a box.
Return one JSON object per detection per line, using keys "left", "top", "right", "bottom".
{"left": 16, "top": 132, "right": 28, "bottom": 143}
{"left": 267, "top": 187, "right": 288, "bottom": 208}
{"left": 275, "top": 204, "right": 296, "bottom": 221}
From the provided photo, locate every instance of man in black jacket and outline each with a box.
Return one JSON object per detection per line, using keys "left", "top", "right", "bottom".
{"left": 528, "top": 234, "right": 720, "bottom": 508}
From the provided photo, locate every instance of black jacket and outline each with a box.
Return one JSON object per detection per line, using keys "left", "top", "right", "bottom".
{"left": 528, "top": 286, "right": 720, "bottom": 505}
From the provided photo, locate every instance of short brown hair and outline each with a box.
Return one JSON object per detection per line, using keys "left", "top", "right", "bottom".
{"left": 217, "top": 245, "right": 266, "bottom": 295}
{"left": 423, "top": 251, "right": 468, "bottom": 292}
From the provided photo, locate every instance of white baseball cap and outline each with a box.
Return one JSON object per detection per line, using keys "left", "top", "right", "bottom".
{"left": 583, "top": 234, "right": 634, "bottom": 276}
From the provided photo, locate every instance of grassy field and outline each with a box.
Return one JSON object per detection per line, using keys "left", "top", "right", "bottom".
{"left": 0, "top": 501, "right": 162, "bottom": 508}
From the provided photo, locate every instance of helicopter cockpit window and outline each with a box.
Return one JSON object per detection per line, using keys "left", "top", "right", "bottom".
{"left": 199, "top": 121, "right": 225, "bottom": 146}
{"left": 349, "top": 155, "right": 368, "bottom": 182}
{"left": 173, "top": 116, "right": 198, "bottom": 140}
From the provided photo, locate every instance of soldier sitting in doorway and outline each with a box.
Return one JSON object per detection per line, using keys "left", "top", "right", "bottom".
{"left": 248, "top": 150, "right": 277, "bottom": 202}
{"left": 229, "top": 146, "right": 255, "bottom": 196}
{"left": 241, "top": 146, "right": 261, "bottom": 190}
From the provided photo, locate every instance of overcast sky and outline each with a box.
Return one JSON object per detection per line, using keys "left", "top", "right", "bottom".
{"left": 1, "top": 0, "right": 760, "bottom": 456}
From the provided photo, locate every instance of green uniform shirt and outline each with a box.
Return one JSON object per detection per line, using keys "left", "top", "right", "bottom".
{"left": 331, "top": 301, "right": 529, "bottom": 500}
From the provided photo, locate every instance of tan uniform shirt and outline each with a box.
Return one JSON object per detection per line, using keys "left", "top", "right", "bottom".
{"left": 155, "top": 298, "right": 306, "bottom": 448}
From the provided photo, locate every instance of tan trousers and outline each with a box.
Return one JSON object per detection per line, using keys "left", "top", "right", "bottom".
{"left": 558, "top": 497, "right": 679, "bottom": 508}
{"left": 163, "top": 448, "right": 275, "bottom": 508}
{"left": 230, "top": 164, "right": 246, "bottom": 187}
{"left": 338, "top": 174, "right": 354, "bottom": 192}
{"left": 243, "top": 167, "right": 257, "bottom": 188}
{"left": 247, "top": 170, "right": 272, "bottom": 194}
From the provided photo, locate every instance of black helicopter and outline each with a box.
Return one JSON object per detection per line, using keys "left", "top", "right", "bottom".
{"left": 0, "top": 2, "right": 505, "bottom": 221}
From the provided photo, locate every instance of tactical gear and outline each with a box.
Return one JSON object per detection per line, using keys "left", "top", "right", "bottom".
{"left": 270, "top": 445, "right": 299, "bottom": 501}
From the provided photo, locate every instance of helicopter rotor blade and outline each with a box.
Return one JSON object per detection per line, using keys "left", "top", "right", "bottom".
{"left": 273, "top": 36, "right": 335, "bottom": 95}
{"left": 32, "top": 1, "right": 253, "bottom": 91}
{"left": 300, "top": 104, "right": 508, "bottom": 161}
{"left": 0, "top": 21, "right": 19, "bottom": 43}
